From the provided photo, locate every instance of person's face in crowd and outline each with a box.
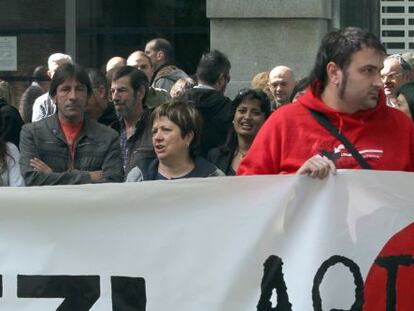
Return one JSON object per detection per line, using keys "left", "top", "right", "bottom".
{"left": 111, "top": 76, "right": 140, "bottom": 118}
{"left": 144, "top": 42, "right": 162, "bottom": 68}
{"left": 268, "top": 70, "right": 295, "bottom": 104}
{"left": 86, "top": 85, "right": 106, "bottom": 117}
{"left": 152, "top": 116, "right": 193, "bottom": 162}
{"left": 128, "top": 55, "right": 153, "bottom": 81}
{"left": 336, "top": 47, "right": 384, "bottom": 113}
{"left": 381, "top": 58, "right": 407, "bottom": 98}
{"left": 233, "top": 99, "right": 266, "bottom": 139}
{"left": 396, "top": 94, "right": 412, "bottom": 119}
{"left": 55, "top": 78, "right": 88, "bottom": 123}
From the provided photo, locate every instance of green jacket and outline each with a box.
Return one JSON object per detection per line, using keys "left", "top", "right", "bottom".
{"left": 19, "top": 114, "right": 124, "bottom": 186}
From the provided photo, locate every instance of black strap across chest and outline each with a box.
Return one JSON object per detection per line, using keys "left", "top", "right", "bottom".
{"left": 307, "top": 108, "right": 372, "bottom": 169}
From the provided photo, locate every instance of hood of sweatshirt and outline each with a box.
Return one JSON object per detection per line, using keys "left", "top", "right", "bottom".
{"left": 184, "top": 87, "right": 232, "bottom": 113}
{"left": 296, "top": 82, "right": 387, "bottom": 132}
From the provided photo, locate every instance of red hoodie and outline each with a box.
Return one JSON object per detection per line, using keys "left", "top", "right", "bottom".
{"left": 237, "top": 86, "right": 414, "bottom": 175}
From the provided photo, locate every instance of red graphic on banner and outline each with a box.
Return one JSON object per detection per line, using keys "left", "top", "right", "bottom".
{"left": 364, "top": 222, "right": 414, "bottom": 310}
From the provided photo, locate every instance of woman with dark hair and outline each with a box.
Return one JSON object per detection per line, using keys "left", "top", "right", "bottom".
{"left": 396, "top": 81, "right": 414, "bottom": 120}
{"left": 289, "top": 77, "right": 309, "bottom": 102}
{"left": 207, "top": 89, "right": 271, "bottom": 175}
{"left": 0, "top": 109, "right": 24, "bottom": 186}
{"left": 0, "top": 118, "right": 24, "bottom": 186}
{"left": 126, "top": 99, "right": 224, "bottom": 181}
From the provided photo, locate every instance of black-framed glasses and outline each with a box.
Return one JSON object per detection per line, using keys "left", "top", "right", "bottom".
{"left": 381, "top": 71, "right": 403, "bottom": 81}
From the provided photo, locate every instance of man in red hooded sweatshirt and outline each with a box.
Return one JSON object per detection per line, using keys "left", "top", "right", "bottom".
{"left": 237, "top": 27, "right": 414, "bottom": 178}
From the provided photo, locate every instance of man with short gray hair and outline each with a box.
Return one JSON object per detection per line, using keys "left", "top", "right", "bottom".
{"left": 381, "top": 54, "right": 412, "bottom": 107}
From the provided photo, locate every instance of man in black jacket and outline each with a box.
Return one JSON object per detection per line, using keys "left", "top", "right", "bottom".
{"left": 183, "top": 49, "right": 233, "bottom": 157}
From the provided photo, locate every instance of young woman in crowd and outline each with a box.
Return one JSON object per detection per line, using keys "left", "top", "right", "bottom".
{"left": 0, "top": 137, "right": 24, "bottom": 186}
{"left": 126, "top": 99, "right": 224, "bottom": 181}
{"left": 207, "top": 89, "right": 271, "bottom": 175}
{"left": 395, "top": 81, "right": 414, "bottom": 120}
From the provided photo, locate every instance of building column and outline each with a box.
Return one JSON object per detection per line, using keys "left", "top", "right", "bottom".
{"left": 65, "top": 0, "right": 77, "bottom": 61}
{"left": 207, "top": 0, "right": 332, "bottom": 97}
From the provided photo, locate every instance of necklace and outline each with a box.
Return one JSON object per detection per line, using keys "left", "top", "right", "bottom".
{"left": 158, "top": 162, "right": 195, "bottom": 179}
{"left": 238, "top": 151, "right": 247, "bottom": 159}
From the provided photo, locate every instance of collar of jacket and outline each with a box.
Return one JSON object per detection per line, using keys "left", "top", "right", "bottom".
{"left": 150, "top": 62, "right": 173, "bottom": 84}
{"left": 45, "top": 113, "right": 96, "bottom": 144}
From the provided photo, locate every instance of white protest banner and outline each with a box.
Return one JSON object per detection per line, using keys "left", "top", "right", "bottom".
{"left": 1, "top": 170, "right": 414, "bottom": 310}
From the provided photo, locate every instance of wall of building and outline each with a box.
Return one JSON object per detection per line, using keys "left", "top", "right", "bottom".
{"left": 207, "top": 0, "right": 332, "bottom": 98}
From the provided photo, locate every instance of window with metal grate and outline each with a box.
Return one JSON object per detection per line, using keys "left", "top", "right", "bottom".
{"left": 381, "top": 0, "right": 414, "bottom": 53}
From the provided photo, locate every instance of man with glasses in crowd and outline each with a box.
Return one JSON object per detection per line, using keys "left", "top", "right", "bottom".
{"left": 381, "top": 53, "right": 413, "bottom": 107}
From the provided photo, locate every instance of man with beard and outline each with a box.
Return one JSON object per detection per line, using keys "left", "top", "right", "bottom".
{"left": 110, "top": 66, "right": 155, "bottom": 174}
{"left": 238, "top": 27, "right": 414, "bottom": 178}
{"left": 19, "top": 63, "right": 123, "bottom": 185}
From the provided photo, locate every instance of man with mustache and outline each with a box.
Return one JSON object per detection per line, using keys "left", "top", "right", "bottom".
{"left": 110, "top": 66, "right": 155, "bottom": 175}
{"left": 19, "top": 63, "right": 124, "bottom": 185}
{"left": 238, "top": 27, "right": 414, "bottom": 178}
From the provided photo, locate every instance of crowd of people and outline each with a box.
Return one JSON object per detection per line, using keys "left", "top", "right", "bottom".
{"left": 1, "top": 26, "right": 414, "bottom": 187}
